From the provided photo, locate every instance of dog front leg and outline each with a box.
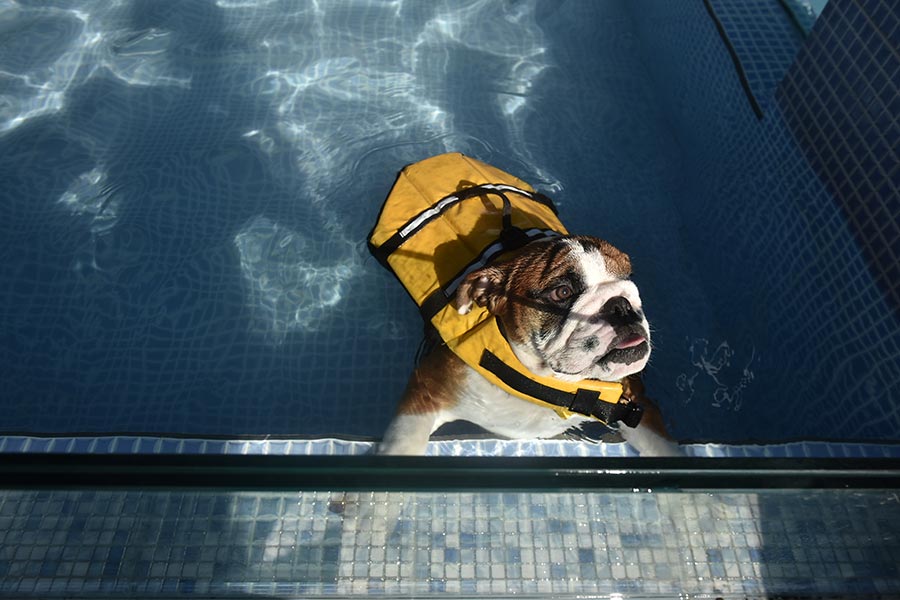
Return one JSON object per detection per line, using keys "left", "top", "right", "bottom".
{"left": 378, "top": 411, "right": 440, "bottom": 455}
{"left": 378, "top": 347, "right": 460, "bottom": 455}
{"left": 619, "top": 374, "right": 682, "bottom": 456}
{"left": 618, "top": 421, "right": 682, "bottom": 456}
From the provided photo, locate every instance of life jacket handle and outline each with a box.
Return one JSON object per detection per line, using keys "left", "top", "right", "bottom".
{"left": 497, "top": 189, "right": 534, "bottom": 252}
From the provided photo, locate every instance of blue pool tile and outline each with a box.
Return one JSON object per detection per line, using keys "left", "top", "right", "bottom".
{"left": 322, "top": 545, "right": 340, "bottom": 563}
{"left": 2, "top": 487, "right": 900, "bottom": 596}
{"left": 547, "top": 519, "right": 575, "bottom": 534}
{"left": 620, "top": 533, "right": 663, "bottom": 547}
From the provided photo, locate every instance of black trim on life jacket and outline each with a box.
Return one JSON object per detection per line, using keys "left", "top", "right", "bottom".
{"left": 370, "top": 183, "right": 559, "bottom": 268}
{"left": 479, "top": 349, "right": 644, "bottom": 427}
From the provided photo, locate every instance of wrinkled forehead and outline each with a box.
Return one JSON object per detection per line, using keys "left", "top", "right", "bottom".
{"left": 524, "top": 236, "right": 632, "bottom": 283}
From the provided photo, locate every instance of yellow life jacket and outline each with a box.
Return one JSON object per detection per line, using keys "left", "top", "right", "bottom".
{"left": 368, "top": 153, "right": 643, "bottom": 427}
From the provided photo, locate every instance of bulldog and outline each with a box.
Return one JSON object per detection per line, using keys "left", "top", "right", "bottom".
{"left": 377, "top": 234, "right": 679, "bottom": 457}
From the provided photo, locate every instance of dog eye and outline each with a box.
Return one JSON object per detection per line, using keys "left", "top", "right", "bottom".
{"left": 547, "top": 284, "right": 574, "bottom": 303}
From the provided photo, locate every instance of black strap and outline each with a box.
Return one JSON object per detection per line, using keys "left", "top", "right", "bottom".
{"left": 608, "top": 399, "right": 645, "bottom": 429}
{"left": 414, "top": 322, "right": 444, "bottom": 367}
{"left": 497, "top": 190, "right": 533, "bottom": 252}
{"left": 420, "top": 289, "right": 451, "bottom": 325}
{"left": 479, "top": 349, "right": 643, "bottom": 427}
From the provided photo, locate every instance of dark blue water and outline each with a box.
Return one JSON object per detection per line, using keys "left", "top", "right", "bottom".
{"left": 1, "top": 0, "right": 897, "bottom": 442}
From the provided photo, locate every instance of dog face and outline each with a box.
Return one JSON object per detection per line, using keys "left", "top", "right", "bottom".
{"left": 455, "top": 236, "right": 650, "bottom": 382}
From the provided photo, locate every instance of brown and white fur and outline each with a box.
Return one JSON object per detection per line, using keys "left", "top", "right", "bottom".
{"left": 379, "top": 235, "right": 680, "bottom": 456}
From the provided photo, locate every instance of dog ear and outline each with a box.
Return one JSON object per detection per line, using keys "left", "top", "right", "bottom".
{"left": 454, "top": 266, "right": 507, "bottom": 315}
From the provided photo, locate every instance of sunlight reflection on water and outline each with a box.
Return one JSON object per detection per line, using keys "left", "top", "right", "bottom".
{"left": 2, "top": 0, "right": 558, "bottom": 346}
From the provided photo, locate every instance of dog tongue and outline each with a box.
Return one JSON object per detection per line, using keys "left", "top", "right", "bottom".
{"left": 615, "top": 334, "right": 645, "bottom": 349}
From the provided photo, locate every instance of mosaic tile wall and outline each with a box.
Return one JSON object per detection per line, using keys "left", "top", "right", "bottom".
{"left": 0, "top": 487, "right": 898, "bottom": 598}
{"left": 778, "top": 0, "right": 900, "bottom": 314}
{"left": 710, "top": 0, "right": 806, "bottom": 110}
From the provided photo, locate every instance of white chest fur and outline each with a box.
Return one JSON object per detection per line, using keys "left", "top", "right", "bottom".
{"left": 379, "top": 360, "right": 680, "bottom": 456}
{"left": 442, "top": 368, "right": 592, "bottom": 439}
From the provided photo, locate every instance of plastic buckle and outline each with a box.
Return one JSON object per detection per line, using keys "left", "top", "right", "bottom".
{"left": 610, "top": 400, "right": 644, "bottom": 428}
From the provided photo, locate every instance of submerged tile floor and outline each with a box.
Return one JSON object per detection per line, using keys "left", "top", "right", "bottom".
{"left": 1, "top": 486, "right": 899, "bottom": 597}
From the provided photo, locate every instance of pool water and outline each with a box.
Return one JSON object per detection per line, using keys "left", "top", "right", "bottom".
{"left": 0, "top": 0, "right": 897, "bottom": 444}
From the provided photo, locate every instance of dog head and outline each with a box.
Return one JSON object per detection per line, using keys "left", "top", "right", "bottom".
{"left": 454, "top": 236, "right": 650, "bottom": 382}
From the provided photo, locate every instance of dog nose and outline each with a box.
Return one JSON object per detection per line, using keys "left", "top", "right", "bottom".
{"left": 598, "top": 296, "right": 639, "bottom": 326}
